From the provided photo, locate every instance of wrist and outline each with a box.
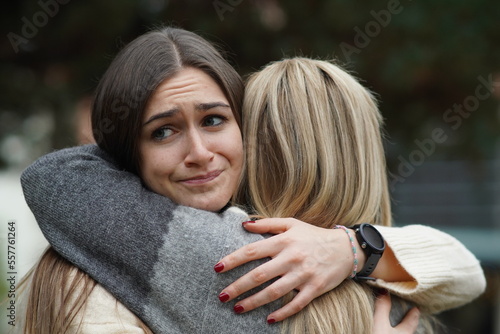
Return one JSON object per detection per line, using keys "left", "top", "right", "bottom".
{"left": 352, "top": 233, "right": 367, "bottom": 270}
{"left": 371, "top": 244, "right": 414, "bottom": 282}
{"left": 333, "top": 225, "right": 362, "bottom": 279}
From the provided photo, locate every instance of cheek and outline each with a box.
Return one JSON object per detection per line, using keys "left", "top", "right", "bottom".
{"left": 233, "top": 145, "right": 244, "bottom": 173}
{"left": 227, "top": 130, "right": 244, "bottom": 170}
{"left": 139, "top": 147, "right": 171, "bottom": 188}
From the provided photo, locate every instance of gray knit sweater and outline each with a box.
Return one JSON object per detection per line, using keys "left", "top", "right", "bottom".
{"left": 21, "top": 145, "right": 280, "bottom": 334}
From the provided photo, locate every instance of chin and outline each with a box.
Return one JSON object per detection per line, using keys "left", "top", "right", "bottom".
{"left": 180, "top": 197, "right": 228, "bottom": 213}
{"left": 196, "top": 202, "right": 227, "bottom": 212}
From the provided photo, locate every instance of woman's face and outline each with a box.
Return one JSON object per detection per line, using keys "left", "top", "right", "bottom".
{"left": 139, "top": 67, "right": 243, "bottom": 211}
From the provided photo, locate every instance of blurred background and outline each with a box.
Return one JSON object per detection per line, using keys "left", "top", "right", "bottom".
{"left": 1, "top": 0, "right": 499, "bottom": 332}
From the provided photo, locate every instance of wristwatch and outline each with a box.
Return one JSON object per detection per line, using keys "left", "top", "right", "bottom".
{"left": 350, "top": 223, "right": 385, "bottom": 280}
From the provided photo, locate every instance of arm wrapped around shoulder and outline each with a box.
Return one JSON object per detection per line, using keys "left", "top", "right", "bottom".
{"left": 374, "top": 224, "right": 486, "bottom": 314}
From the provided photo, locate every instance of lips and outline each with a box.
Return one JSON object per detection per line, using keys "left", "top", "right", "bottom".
{"left": 180, "top": 170, "right": 222, "bottom": 184}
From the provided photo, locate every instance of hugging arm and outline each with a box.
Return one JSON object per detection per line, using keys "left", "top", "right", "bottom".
{"left": 373, "top": 225, "right": 486, "bottom": 312}
{"left": 216, "top": 217, "right": 486, "bottom": 320}
{"left": 21, "top": 145, "right": 486, "bottom": 328}
{"left": 21, "top": 144, "right": 280, "bottom": 334}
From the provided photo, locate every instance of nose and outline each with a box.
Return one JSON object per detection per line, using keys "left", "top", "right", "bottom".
{"left": 184, "top": 128, "right": 214, "bottom": 167}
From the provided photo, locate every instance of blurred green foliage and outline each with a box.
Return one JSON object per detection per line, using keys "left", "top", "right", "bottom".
{"left": 1, "top": 0, "right": 499, "bottom": 169}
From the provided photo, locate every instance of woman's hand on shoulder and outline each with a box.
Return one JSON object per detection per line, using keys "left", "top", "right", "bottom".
{"left": 214, "top": 218, "right": 362, "bottom": 323}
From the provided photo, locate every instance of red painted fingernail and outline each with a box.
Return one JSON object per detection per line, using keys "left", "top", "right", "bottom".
{"left": 214, "top": 262, "right": 224, "bottom": 273}
{"left": 234, "top": 304, "right": 245, "bottom": 314}
{"left": 218, "top": 292, "right": 230, "bottom": 302}
{"left": 242, "top": 220, "right": 256, "bottom": 226}
{"left": 267, "top": 318, "right": 276, "bottom": 324}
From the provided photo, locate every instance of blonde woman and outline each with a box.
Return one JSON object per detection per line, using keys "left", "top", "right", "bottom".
{"left": 226, "top": 57, "right": 443, "bottom": 332}
{"left": 17, "top": 28, "right": 484, "bottom": 333}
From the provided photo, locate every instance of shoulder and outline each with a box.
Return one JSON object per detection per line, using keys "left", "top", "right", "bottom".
{"left": 68, "top": 276, "right": 147, "bottom": 334}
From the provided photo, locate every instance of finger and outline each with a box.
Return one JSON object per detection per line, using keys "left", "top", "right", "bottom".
{"left": 219, "top": 257, "right": 291, "bottom": 301}
{"left": 394, "top": 307, "right": 420, "bottom": 333}
{"left": 242, "top": 217, "right": 296, "bottom": 234}
{"left": 215, "top": 236, "right": 284, "bottom": 273}
{"left": 373, "top": 292, "right": 392, "bottom": 320}
{"left": 265, "top": 286, "right": 316, "bottom": 323}
{"left": 372, "top": 293, "right": 393, "bottom": 334}
{"left": 231, "top": 273, "right": 303, "bottom": 314}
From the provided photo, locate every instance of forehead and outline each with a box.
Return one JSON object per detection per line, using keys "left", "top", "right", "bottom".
{"left": 146, "top": 67, "right": 227, "bottom": 111}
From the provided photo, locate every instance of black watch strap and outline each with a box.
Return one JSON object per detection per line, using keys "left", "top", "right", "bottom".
{"left": 356, "top": 252, "right": 382, "bottom": 280}
{"left": 351, "top": 224, "right": 385, "bottom": 281}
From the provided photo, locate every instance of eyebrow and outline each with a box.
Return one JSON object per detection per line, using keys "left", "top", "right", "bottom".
{"left": 143, "top": 102, "right": 231, "bottom": 126}
{"left": 143, "top": 108, "right": 179, "bottom": 126}
{"left": 196, "top": 102, "right": 231, "bottom": 111}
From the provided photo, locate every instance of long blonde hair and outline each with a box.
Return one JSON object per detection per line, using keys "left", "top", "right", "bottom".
{"left": 237, "top": 58, "right": 391, "bottom": 228}
{"left": 237, "top": 57, "right": 436, "bottom": 333}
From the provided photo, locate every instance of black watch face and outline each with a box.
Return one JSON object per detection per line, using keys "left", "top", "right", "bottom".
{"left": 363, "top": 225, "right": 384, "bottom": 250}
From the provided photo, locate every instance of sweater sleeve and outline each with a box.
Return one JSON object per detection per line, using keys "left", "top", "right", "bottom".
{"left": 373, "top": 225, "right": 486, "bottom": 314}
{"left": 21, "top": 145, "right": 280, "bottom": 334}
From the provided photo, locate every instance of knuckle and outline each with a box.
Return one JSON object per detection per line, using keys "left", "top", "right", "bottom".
{"left": 278, "top": 235, "right": 294, "bottom": 247}
{"left": 243, "top": 298, "right": 257, "bottom": 311}
{"left": 291, "top": 251, "right": 308, "bottom": 265}
{"left": 251, "top": 268, "right": 268, "bottom": 284}
{"left": 244, "top": 244, "right": 258, "bottom": 258}
{"left": 266, "top": 285, "right": 284, "bottom": 300}
{"left": 290, "top": 269, "right": 306, "bottom": 282}
{"left": 225, "top": 253, "right": 236, "bottom": 265}
{"left": 230, "top": 283, "right": 243, "bottom": 296}
{"left": 309, "top": 280, "right": 327, "bottom": 293}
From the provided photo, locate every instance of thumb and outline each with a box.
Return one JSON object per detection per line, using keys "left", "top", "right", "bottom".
{"left": 373, "top": 293, "right": 392, "bottom": 320}
{"left": 242, "top": 217, "right": 295, "bottom": 234}
{"left": 394, "top": 307, "right": 420, "bottom": 332}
